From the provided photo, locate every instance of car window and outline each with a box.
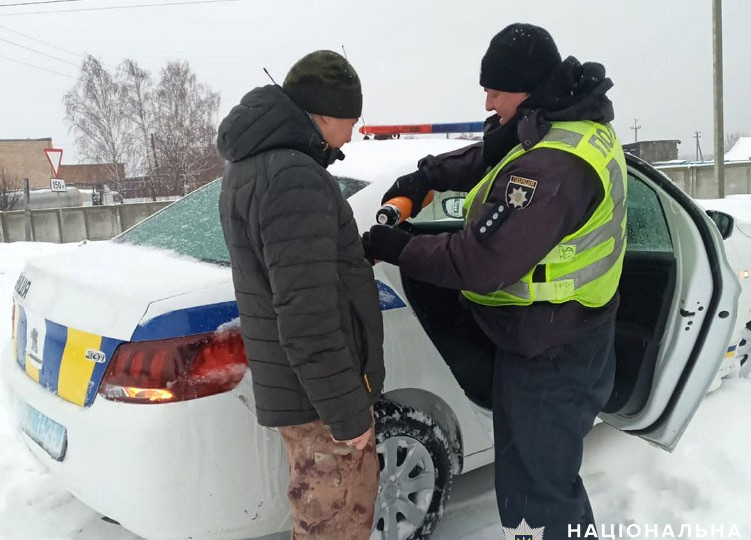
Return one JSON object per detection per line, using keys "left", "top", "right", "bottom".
{"left": 409, "top": 190, "right": 467, "bottom": 224}
{"left": 337, "top": 176, "right": 370, "bottom": 199}
{"left": 116, "top": 176, "right": 370, "bottom": 265}
{"left": 626, "top": 173, "right": 673, "bottom": 252}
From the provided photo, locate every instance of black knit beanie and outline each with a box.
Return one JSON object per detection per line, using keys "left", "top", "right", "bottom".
{"left": 480, "top": 23, "right": 562, "bottom": 93}
{"left": 283, "top": 50, "right": 362, "bottom": 118}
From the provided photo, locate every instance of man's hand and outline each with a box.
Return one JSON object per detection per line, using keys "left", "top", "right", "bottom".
{"left": 361, "top": 225, "right": 413, "bottom": 266}
{"left": 381, "top": 169, "right": 430, "bottom": 218}
{"left": 334, "top": 426, "right": 375, "bottom": 451}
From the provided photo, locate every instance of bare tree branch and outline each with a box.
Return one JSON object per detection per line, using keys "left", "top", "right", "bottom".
{"left": 152, "top": 61, "right": 222, "bottom": 195}
{"left": 64, "top": 55, "right": 133, "bottom": 191}
{"left": 0, "top": 167, "right": 23, "bottom": 211}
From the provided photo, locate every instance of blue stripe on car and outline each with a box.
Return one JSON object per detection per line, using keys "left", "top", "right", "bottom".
{"left": 130, "top": 281, "right": 406, "bottom": 341}
{"left": 131, "top": 301, "right": 240, "bottom": 341}
{"left": 84, "top": 336, "right": 125, "bottom": 407}
{"left": 15, "top": 305, "right": 27, "bottom": 369}
{"left": 38, "top": 320, "right": 67, "bottom": 394}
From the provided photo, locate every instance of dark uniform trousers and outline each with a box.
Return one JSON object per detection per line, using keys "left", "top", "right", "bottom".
{"left": 493, "top": 321, "right": 616, "bottom": 539}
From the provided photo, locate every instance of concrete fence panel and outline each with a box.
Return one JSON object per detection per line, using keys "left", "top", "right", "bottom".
{"left": 119, "top": 202, "right": 170, "bottom": 231}
{"left": 657, "top": 161, "right": 751, "bottom": 199}
{"left": 0, "top": 201, "right": 175, "bottom": 244}
{"left": 61, "top": 209, "right": 88, "bottom": 243}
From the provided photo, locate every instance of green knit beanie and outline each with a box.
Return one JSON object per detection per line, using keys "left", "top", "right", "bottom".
{"left": 283, "top": 50, "right": 362, "bottom": 118}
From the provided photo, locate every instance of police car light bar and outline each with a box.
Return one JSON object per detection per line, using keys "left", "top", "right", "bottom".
{"left": 359, "top": 122, "right": 484, "bottom": 136}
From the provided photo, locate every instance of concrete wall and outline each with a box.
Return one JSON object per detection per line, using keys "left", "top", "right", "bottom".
{"left": 657, "top": 161, "right": 751, "bottom": 199}
{"left": 0, "top": 201, "right": 172, "bottom": 243}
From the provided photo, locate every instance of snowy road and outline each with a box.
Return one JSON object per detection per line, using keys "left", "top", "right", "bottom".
{"left": 1, "top": 243, "right": 750, "bottom": 540}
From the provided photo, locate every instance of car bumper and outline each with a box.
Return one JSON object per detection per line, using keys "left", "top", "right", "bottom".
{"left": 2, "top": 339, "right": 291, "bottom": 540}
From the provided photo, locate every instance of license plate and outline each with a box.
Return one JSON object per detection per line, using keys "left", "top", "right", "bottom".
{"left": 19, "top": 404, "right": 68, "bottom": 461}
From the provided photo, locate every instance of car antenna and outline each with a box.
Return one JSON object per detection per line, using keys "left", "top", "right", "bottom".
{"left": 341, "top": 44, "right": 368, "bottom": 132}
{"left": 262, "top": 68, "right": 279, "bottom": 86}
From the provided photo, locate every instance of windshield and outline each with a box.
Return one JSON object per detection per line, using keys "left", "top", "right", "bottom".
{"left": 116, "top": 176, "right": 370, "bottom": 265}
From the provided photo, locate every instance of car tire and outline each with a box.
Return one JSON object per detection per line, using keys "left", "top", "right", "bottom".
{"left": 371, "top": 400, "right": 454, "bottom": 540}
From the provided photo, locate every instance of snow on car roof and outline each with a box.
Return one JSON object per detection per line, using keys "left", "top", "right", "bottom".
{"left": 329, "top": 138, "right": 474, "bottom": 187}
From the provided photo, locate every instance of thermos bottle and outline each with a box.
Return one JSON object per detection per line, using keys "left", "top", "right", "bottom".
{"left": 375, "top": 191, "right": 434, "bottom": 226}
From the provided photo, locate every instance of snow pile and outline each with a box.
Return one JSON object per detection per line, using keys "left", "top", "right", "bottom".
{"left": 725, "top": 137, "right": 751, "bottom": 162}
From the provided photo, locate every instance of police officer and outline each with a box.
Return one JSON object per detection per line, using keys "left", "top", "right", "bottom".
{"left": 362, "top": 23, "right": 626, "bottom": 538}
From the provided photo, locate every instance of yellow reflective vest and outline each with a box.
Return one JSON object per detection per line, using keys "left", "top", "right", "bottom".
{"left": 461, "top": 120, "right": 627, "bottom": 308}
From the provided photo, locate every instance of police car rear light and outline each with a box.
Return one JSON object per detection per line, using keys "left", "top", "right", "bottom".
{"left": 98, "top": 331, "right": 248, "bottom": 404}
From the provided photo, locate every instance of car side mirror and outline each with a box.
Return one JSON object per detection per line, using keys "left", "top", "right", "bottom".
{"left": 442, "top": 197, "right": 465, "bottom": 220}
{"left": 706, "top": 210, "right": 734, "bottom": 239}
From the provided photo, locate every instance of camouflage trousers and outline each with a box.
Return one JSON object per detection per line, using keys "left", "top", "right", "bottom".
{"left": 278, "top": 419, "right": 380, "bottom": 540}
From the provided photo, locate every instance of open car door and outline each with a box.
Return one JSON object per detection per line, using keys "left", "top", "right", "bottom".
{"left": 401, "top": 153, "right": 740, "bottom": 453}
{"left": 598, "top": 155, "right": 740, "bottom": 451}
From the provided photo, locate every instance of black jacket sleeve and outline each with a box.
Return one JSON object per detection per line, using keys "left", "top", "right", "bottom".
{"left": 399, "top": 149, "right": 603, "bottom": 292}
{"left": 258, "top": 165, "right": 372, "bottom": 441}
{"left": 419, "top": 142, "right": 487, "bottom": 193}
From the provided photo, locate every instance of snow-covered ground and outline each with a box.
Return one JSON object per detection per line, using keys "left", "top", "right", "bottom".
{"left": 0, "top": 242, "right": 750, "bottom": 540}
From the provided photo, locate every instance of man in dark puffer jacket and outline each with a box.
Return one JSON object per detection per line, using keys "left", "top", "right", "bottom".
{"left": 217, "top": 51, "right": 384, "bottom": 539}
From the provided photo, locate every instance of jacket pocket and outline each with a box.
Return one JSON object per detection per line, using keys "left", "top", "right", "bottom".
{"left": 348, "top": 301, "right": 369, "bottom": 375}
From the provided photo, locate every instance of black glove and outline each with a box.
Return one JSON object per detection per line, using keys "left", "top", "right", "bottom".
{"left": 380, "top": 169, "right": 430, "bottom": 218}
{"left": 361, "top": 225, "right": 413, "bottom": 266}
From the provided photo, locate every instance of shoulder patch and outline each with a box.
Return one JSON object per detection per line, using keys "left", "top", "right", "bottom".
{"left": 506, "top": 175, "right": 537, "bottom": 209}
{"left": 473, "top": 202, "right": 510, "bottom": 243}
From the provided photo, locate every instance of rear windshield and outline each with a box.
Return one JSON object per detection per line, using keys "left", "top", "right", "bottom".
{"left": 116, "top": 176, "right": 369, "bottom": 265}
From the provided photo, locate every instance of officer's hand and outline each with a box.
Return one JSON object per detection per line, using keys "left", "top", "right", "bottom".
{"left": 381, "top": 169, "right": 430, "bottom": 218}
{"left": 362, "top": 225, "right": 412, "bottom": 266}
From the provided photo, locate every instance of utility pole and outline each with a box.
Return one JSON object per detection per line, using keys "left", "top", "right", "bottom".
{"left": 150, "top": 133, "right": 159, "bottom": 201}
{"left": 23, "top": 178, "right": 33, "bottom": 241}
{"left": 694, "top": 131, "right": 704, "bottom": 162}
{"left": 713, "top": 0, "right": 725, "bottom": 197}
{"left": 631, "top": 118, "right": 641, "bottom": 143}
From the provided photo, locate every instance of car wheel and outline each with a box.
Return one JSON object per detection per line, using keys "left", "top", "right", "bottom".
{"left": 371, "top": 400, "right": 454, "bottom": 540}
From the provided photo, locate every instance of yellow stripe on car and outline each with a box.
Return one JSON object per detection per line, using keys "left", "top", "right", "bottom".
{"left": 57, "top": 328, "right": 103, "bottom": 406}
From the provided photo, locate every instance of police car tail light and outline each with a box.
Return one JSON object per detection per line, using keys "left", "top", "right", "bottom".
{"left": 98, "top": 331, "right": 248, "bottom": 404}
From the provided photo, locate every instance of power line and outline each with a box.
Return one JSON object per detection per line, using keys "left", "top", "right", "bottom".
{"left": 0, "top": 53, "right": 76, "bottom": 78}
{"left": 0, "top": 0, "right": 83, "bottom": 6}
{"left": 0, "top": 23, "right": 86, "bottom": 59}
{"left": 1, "top": 36, "right": 79, "bottom": 65}
{"left": 0, "top": 0, "right": 250, "bottom": 16}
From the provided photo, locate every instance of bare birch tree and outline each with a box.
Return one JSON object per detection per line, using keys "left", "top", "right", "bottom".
{"left": 152, "top": 61, "right": 222, "bottom": 195}
{"left": 118, "top": 59, "right": 161, "bottom": 198}
{"left": 65, "top": 56, "right": 222, "bottom": 199}
{"left": 64, "top": 56, "right": 133, "bottom": 191}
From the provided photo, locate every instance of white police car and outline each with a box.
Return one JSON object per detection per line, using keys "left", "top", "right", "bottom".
{"left": 2, "top": 129, "right": 749, "bottom": 540}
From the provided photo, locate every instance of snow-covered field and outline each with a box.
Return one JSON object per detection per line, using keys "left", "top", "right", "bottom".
{"left": 0, "top": 242, "right": 750, "bottom": 540}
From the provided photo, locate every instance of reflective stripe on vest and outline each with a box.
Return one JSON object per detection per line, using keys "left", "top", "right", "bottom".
{"left": 461, "top": 120, "right": 627, "bottom": 308}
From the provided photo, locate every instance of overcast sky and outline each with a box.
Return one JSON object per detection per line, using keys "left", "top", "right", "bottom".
{"left": 1, "top": 0, "right": 750, "bottom": 165}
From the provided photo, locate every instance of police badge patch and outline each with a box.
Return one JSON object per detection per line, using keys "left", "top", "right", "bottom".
{"left": 506, "top": 175, "right": 537, "bottom": 209}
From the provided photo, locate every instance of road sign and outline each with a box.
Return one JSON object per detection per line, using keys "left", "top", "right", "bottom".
{"left": 44, "top": 148, "right": 64, "bottom": 178}
{"left": 50, "top": 178, "right": 66, "bottom": 192}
